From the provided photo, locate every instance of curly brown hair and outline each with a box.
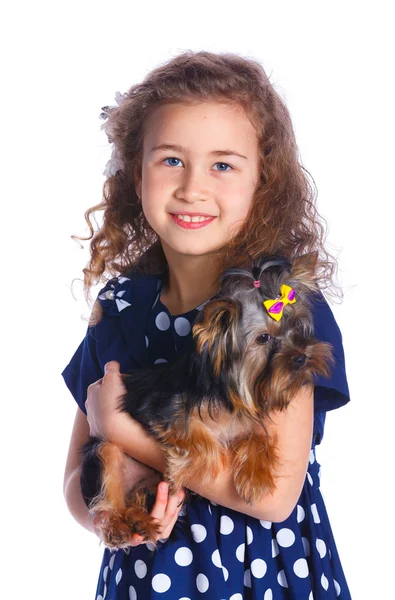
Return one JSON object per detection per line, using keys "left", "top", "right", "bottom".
{"left": 71, "top": 50, "right": 341, "bottom": 317}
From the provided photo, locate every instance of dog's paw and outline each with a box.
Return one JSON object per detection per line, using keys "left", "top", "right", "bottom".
{"left": 92, "top": 509, "right": 136, "bottom": 550}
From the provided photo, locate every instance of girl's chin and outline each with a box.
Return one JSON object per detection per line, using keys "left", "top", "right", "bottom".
{"left": 160, "top": 238, "right": 225, "bottom": 257}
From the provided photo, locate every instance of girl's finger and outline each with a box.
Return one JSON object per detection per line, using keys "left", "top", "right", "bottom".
{"left": 87, "top": 378, "right": 103, "bottom": 390}
{"left": 149, "top": 482, "right": 169, "bottom": 521}
{"left": 160, "top": 492, "right": 185, "bottom": 539}
{"left": 128, "top": 484, "right": 169, "bottom": 546}
{"left": 155, "top": 489, "right": 185, "bottom": 538}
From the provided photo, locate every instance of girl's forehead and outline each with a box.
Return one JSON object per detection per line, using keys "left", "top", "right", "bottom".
{"left": 142, "top": 101, "right": 259, "bottom": 153}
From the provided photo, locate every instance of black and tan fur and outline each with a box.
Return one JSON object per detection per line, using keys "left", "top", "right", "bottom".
{"left": 80, "top": 252, "right": 333, "bottom": 549}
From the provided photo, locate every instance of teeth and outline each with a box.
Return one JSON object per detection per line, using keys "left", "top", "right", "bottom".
{"left": 175, "top": 214, "right": 211, "bottom": 222}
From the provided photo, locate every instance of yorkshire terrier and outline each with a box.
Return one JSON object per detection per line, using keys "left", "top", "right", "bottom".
{"left": 80, "top": 252, "right": 333, "bottom": 549}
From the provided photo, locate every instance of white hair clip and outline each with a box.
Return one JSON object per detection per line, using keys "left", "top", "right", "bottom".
{"left": 99, "top": 91, "right": 129, "bottom": 177}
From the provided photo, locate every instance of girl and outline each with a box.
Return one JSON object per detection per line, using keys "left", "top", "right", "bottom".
{"left": 62, "top": 50, "right": 351, "bottom": 599}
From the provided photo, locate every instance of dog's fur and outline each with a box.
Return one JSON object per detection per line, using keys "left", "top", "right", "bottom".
{"left": 80, "top": 252, "right": 333, "bottom": 549}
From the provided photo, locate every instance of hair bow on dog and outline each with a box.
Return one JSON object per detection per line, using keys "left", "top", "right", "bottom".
{"left": 263, "top": 284, "right": 296, "bottom": 321}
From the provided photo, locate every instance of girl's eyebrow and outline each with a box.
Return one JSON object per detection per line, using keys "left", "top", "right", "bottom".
{"left": 149, "top": 143, "right": 248, "bottom": 160}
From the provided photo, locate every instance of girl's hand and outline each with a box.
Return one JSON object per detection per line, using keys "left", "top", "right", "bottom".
{"left": 85, "top": 361, "right": 128, "bottom": 439}
{"left": 129, "top": 482, "right": 186, "bottom": 546}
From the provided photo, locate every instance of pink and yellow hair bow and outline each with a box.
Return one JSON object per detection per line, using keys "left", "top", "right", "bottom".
{"left": 263, "top": 284, "right": 296, "bottom": 321}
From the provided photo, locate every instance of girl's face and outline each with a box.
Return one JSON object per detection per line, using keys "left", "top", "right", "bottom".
{"left": 135, "top": 100, "right": 260, "bottom": 259}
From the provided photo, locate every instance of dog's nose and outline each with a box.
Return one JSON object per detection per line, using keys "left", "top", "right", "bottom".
{"left": 293, "top": 354, "right": 307, "bottom": 368}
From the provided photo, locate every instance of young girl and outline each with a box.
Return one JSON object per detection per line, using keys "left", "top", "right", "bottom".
{"left": 62, "top": 50, "right": 351, "bottom": 599}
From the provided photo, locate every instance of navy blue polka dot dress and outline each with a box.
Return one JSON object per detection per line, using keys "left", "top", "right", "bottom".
{"left": 62, "top": 270, "right": 352, "bottom": 599}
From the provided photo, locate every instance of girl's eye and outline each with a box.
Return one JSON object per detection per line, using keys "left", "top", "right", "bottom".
{"left": 256, "top": 333, "right": 272, "bottom": 345}
{"left": 163, "top": 157, "right": 233, "bottom": 171}
{"left": 163, "top": 157, "right": 182, "bottom": 167}
{"left": 213, "top": 162, "right": 233, "bottom": 172}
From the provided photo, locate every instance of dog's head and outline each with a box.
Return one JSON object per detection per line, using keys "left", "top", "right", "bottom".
{"left": 192, "top": 252, "right": 333, "bottom": 415}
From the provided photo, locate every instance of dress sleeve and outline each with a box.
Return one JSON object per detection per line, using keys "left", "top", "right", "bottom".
{"left": 311, "top": 292, "right": 350, "bottom": 444}
{"left": 312, "top": 292, "right": 350, "bottom": 411}
{"left": 61, "top": 323, "right": 103, "bottom": 414}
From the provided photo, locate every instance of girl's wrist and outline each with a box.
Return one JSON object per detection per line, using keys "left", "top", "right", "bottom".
{"left": 104, "top": 409, "right": 134, "bottom": 443}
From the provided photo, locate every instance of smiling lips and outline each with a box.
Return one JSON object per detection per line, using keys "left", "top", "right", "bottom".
{"left": 170, "top": 213, "right": 216, "bottom": 229}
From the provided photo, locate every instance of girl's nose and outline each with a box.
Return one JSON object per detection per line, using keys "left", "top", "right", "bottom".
{"left": 177, "top": 167, "right": 211, "bottom": 203}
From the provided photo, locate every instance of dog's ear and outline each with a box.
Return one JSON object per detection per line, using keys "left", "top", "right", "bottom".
{"left": 192, "top": 299, "right": 241, "bottom": 376}
{"left": 290, "top": 252, "right": 319, "bottom": 290}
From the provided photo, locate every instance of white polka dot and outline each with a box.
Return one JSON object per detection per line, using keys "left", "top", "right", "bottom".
{"left": 302, "top": 537, "right": 310, "bottom": 556}
{"left": 145, "top": 335, "right": 149, "bottom": 347}
{"left": 321, "top": 573, "right": 329, "bottom": 590}
{"left": 307, "top": 472, "right": 313, "bottom": 486}
{"left": 109, "top": 553, "right": 116, "bottom": 570}
{"left": 211, "top": 549, "right": 222, "bottom": 568}
{"left": 115, "top": 569, "right": 122, "bottom": 585}
{"left": 293, "top": 558, "right": 309, "bottom": 578}
{"left": 244, "top": 569, "right": 252, "bottom": 587}
{"left": 174, "top": 317, "right": 191, "bottom": 336}
{"left": 134, "top": 559, "right": 147, "bottom": 578}
{"left": 220, "top": 515, "right": 234, "bottom": 535}
{"left": 175, "top": 547, "right": 193, "bottom": 566}
{"left": 155, "top": 311, "right": 170, "bottom": 331}
{"left": 146, "top": 542, "right": 156, "bottom": 551}
{"left": 191, "top": 524, "right": 207, "bottom": 543}
{"left": 276, "top": 528, "right": 295, "bottom": 548}
{"left": 329, "top": 548, "right": 332, "bottom": 560}
{"left": 236, "top": 543, "right": 245, "bottom": 562}
{"left": 309, "top": 593, "right": 314, "bottom": 600}
{"left": 179, "top": 598, "right": 191, "bottom": 600}
{"left": 196, "top": 573, "right": 209, "bottom": 593}
{"left": 208, "top": 503, "right": 212, "bottom": 514}
{"left": 222, "top": 566, "right": 229, "bottom": 581}
{"left": 311, "top": 503, "right": 321, "bottom": 523}
{"left": 103, "top": 566, "right": 108, "bottom": 582}
{"left": 152, "top": 573, "right": 171, "bottom": 593}
{"left": 316, "top": 538, "right": 327, "bottom": 558}
{"left": 103, "top": 584, "right": 107, "bottom": 599}
{"left": 277, "top": 569, "right": 288, "bottom": 587}
{"left": 246, "top": 525, "right": 253, "bottom": 544}
{"left": 251, "top": 558, "right": 267, "bottom": 578}
{"left": 260, "top": 519, "right": 272, "bottom": 529}
{"left": 129, "top": 587, "right": 137, "bottom": 600}
{"left": 154, "top": 358, "right": 168, "bottom": 364}
{"left": 229, "top": 595, "right": 243, "bottom": 600}
{"left": 271, "top": 538, "right": 279, "bottom": 557}
{"left": 264, "top": 590, "right": 273, "bottom": 600}
{"left": 309, "top": 449, "right": 315, "bottom": 464}
{"left": 334, "top": 579, "right": 341, "bottom": 596}
{"left": 97, "top": 596, "right": 103, "bottom": 600}
{"left": 297, "top": 505, "right": 305, "bottom": 523}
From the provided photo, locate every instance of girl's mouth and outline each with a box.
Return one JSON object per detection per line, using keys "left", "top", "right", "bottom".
{"left": 170, "top": 214, "right": 216, "bottom": 229}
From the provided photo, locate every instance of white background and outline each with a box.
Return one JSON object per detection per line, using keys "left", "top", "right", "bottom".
{"left": 2, "top": 1, "right": 394, "bottom": 598}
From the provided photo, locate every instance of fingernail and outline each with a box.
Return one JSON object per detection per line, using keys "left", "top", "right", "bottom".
{"left": 160, "top": 482, "right": 168, "bottom": 492}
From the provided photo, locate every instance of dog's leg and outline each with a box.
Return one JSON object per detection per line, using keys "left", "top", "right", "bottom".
{"left": 85, "top": 441, "right": 161, "bottom": 548}
{"left": 231, "top": 433, "right": 279, "bottom": 504}
{"left": 159, "top": 420, "right": 228, "bottom": 494}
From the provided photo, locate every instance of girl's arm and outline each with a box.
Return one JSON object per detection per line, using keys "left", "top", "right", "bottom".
{"left": 91, "top": 364, "right": 314, "bottom": 522}
{"left": 64, "top": 408, "right": 186, "bottom": 542}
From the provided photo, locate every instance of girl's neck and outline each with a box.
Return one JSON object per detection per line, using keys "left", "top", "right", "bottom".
{"left": 159, "top": 244, "right": 222, "bottom": 315}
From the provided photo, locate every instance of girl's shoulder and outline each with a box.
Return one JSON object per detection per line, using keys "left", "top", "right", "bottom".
{"left": 61, "top": 269, "right": 163, "bottom": 413}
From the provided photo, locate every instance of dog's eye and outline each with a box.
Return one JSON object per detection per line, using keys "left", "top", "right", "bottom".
{"left": 256, "top": 333, "right": 272, "bottom": 345}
